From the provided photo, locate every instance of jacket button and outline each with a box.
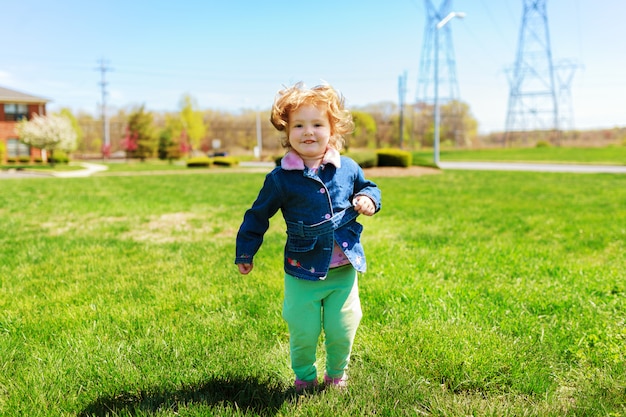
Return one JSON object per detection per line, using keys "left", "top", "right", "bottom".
{"left": 319, "top": 188, "right": 326, "bottom": 194}
{"left": 342, "top": 242, "right": 348, "bottom": 248}
{"left": 324, "top": 214, "right": 331, "bottom": 220}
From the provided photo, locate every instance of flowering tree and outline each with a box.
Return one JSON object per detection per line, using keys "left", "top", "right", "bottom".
{"left": 179, "top": 94, "right": 206, "bottom": 151}
{"left": 16, "top": 114, "right": 78, "bottom": 164}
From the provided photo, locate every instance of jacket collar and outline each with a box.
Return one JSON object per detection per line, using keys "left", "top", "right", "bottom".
{"left": 281, "top": 148, "right": 341, "bottom": 171}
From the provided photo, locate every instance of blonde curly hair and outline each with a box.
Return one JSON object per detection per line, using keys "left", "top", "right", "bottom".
{"left": 270, "top": 82, "right": 354, "bottom": 151}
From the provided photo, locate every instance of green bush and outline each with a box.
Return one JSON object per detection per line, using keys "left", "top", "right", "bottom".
{"left": 186, "top": 156, "right": 212, "bottom": 168}
{"left": 345, "top": 150, "right": 378, "bottom": 168}
{"left": 376, "top": 149, "right": 412, "bottom": 167}
{"left": 536, "top": 140, "right": 551, "bottom": 148}
{"left": 49, "top": 152, "right": 69, "bottom": 164}
{"left": 0, "top": 142, "right": 5, "bottom": 162}
{"left": 212, "top": 156, "right": 239, "bottom": 167}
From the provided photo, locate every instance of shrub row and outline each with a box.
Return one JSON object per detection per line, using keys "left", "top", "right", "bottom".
{"left": 376, "top": 149, "right": 413, "bottom": 167}
{"left": 345, "top": 151, "right": 378, "bottom": 168}
{"left": 274, "top": 149, "right": 426, "bottom": 169}
{"left": 213, "top": 156, "right": 239, "bottom": 167}
{"left": 186, "top": 156, "right": 239, "bottom": 168}
{"left": 188, "top": 149, "right": 431, "bottom": 170}
{"left": 3, "top": 155, "right": 70, "bottom": 164}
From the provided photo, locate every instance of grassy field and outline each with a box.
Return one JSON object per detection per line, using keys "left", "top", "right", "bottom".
{"left": 414, "top": 145, "right": 626, "bottom": 165}
{"left": 1, "top": 165, "right": 625, "bottom": 415}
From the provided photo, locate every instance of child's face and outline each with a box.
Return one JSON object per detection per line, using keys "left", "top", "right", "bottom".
{"left": 288, "top": 104, "right": 332, "bottom": 160}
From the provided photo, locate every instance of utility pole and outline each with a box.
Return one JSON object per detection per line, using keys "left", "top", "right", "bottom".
{"left": 398, "top": 71, "right": 407, "bottom": 148}
{"left": 96, "top": 58, "right": 113, "bottom": 158}
{"left": 255, "top": 110, "right": 263, "bottom": 160}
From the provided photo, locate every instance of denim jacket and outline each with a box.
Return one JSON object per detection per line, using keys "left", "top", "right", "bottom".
{"left": 235, "top": 149, "right": 381, "bottom": 281}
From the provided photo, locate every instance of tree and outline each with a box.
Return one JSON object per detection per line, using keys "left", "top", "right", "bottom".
{"left": 59, "top": 108, "right": 84, "bottom": 150}
{"left": 360, "top": 102, "right": 397, "bottom": 148}
{"left": 350, "top": 111, "right": 377, "bottom": 149}
{"left": 412, "top": 100, "right": 478, "bottom": 149}
{"left": 16, "top": 114, "right": 78, "bottom": 164}
{"left": 179, "top": 94, "right": 206, "bottom": 152}
{"left": 122, "top": 105, "right": 156, "bottom": 160}
{"left": 157, "top": 115, "right": 184, "bottom": 161}
{"left": 157, "top": 129, "right": 179, "bottom": 161}
{"left": 440, "top": 100, "right": 478, "bottom": 147}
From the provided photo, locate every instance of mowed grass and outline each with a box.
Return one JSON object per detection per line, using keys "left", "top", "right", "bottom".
{"left": 415, "top": 145, "right": 626, "bottom": 165}
{"left": 0, "top": 169, "right": 625, "bottom": 416}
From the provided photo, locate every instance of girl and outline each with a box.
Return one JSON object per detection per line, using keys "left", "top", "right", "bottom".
{"left": 235, "top": 82, "right": 381, "bottom": 392}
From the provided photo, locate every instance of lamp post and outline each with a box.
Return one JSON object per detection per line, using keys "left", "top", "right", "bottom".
{"left": 434, "top": 11, "right": 465, "bottom": 166}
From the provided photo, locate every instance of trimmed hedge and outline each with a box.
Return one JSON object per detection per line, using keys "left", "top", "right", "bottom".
{"left": 49, "top": 153, "right": 69, "bottom": 164}
{"left": 345, "top": 151, "right": 378, "bottom": 169}
{"left": 6, "top": 156, "right": 32, "bottom": 163}
{"left": 212, "top": 156, "right": 239, "bottom": 167}
{"left": 186, "top": 156, "right": 212, "bottom": 168}
{"left": 376, "top": 149, "right": 412, "bottom": 167}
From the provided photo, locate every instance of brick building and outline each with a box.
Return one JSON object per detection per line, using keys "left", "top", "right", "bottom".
{"left": 0, "top": 86, "right": 50, "bottom": 164}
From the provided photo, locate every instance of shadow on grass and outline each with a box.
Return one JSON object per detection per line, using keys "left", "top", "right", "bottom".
{"left": 78, "top": 375, "right": 293, "bottom": 416}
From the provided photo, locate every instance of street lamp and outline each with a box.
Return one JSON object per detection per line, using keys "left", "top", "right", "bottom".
{"left": 434, "top": 11, "right": 465, "bottom": 166}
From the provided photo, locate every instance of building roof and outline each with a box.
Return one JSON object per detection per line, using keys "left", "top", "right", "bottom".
{"left": 0, "top": 86, "right": 50, "bottom": 104}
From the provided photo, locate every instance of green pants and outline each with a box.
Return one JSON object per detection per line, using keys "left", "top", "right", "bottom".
{"left": 282, "top": 265, "right": 362, "bottom": 382}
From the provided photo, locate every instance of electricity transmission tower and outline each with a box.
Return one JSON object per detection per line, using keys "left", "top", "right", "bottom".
{"left": 504, "top": 0, "right": 576, "bottom": 143}
{"left": 415, "top": 0, "right": 463, "bottom": 145}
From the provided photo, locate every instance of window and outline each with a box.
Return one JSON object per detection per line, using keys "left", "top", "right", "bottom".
{"left": 4, "top": 103, "right": 29, "bottom": 121}
{"left": 7, "top": 138, "right": 30, "bottom": 158}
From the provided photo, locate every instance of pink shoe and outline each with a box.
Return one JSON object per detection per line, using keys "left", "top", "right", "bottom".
{"left": 324, "top": 373, "right": 348, "bottom": 388}
{"left": 294, "top": 378, "right": 318, "bottom": 392}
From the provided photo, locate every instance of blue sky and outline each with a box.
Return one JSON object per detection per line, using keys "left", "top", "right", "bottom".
{"left": 2, "top": 0, "right": 624, "bottom": 133}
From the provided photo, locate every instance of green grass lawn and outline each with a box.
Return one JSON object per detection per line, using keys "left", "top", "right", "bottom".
{"left": 413, "top": 145, "right": 626, "bottom": 165}
{"left": 99, "top": 159, "right": 189, "bottom": 172}
{"left": 1, "top": 169, "right": 624, "bottom": 416}
{"left": 0, "top": 163, "right": 86, "bottom": 172}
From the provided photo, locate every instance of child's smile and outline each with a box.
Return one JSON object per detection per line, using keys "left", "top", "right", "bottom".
{"left": 288, "top": 104, "right": 331, "bottom": 166}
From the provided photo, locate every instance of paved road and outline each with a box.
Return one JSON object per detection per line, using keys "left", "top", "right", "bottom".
{"left": 439, "top": 161, "right": 626, "bottom": 174}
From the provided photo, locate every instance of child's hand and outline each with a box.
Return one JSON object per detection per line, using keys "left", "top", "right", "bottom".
{"left": 353, "top": 196, "right": 376, "bottom": 216}
{"left": 238, "top": 263, "right": 253, "bottom": 275}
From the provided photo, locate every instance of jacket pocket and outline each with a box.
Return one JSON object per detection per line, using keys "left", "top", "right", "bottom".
{"left": 287, "top": 236, "right": 317, "bottom": 252}
{"left": 340, "top": 221, "right": 363, "bottom": 239}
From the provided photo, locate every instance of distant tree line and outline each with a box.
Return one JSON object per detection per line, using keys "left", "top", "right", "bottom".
{"left": 66, "top": 94, "right": 480, "bottom": 161}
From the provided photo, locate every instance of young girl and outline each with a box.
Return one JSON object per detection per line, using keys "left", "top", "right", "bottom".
{"left": 235, "top": 82, "right": 381, "bottom": 392}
